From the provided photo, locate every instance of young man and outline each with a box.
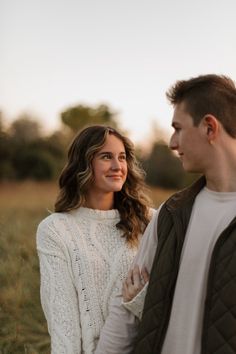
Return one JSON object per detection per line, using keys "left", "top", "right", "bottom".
{"left": 95, "top": 74, "right": 236, "bottom": 354}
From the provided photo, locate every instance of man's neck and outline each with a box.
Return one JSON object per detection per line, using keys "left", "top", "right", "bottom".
{"left": 206, "top": 174, "right": 236, "bottom": 192}
{"left": 205, "top": 138, "right": 236, "bottom": 192}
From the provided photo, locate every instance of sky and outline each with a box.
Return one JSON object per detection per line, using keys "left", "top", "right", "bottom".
{"left": 1, "top": 0, "right": 236, "bottom": 144}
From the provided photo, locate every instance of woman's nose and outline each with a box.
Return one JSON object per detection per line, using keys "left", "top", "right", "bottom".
{"left": 111, "top": 158, "right": 121, "bottom": 170}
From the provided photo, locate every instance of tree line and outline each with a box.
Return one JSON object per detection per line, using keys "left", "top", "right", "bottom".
{"left": 0, "top": 105, "right": 197, "bottom": 189}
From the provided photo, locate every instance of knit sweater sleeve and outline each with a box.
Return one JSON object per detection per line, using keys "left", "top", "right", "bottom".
{"left": 95, "top": 209, "right": 159, "bottom": 354}
{"left": 121, "top": 209, "right": 160, "bottom": 320}
{"left": 122, "top": 283, "right": 148, "bottom": 320}
{"left": 36, "top": 216, "right": 82, "bottom": 354}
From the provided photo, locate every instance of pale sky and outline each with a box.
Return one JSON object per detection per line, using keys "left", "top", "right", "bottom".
{"left": 1, "top": 0, "right": 236, "bottom": 143}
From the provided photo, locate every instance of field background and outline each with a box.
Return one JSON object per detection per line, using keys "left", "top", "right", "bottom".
{"left": 0, "top": 182, "right": 174, "bottom": 354}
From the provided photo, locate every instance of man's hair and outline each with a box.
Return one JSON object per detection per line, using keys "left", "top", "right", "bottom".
{"left": 166, "top": 74, "right": 236, "bottom": 137}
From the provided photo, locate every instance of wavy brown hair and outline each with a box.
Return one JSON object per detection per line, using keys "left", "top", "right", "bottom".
{"left": 55, "top": 125, "right": 152, "bottom": 245}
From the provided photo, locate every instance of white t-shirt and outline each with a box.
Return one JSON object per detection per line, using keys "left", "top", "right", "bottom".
{"left": 162, "top": 187, "right": 236, "bottom": 354}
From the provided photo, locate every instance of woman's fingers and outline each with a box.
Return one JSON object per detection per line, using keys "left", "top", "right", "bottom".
{"left": 126, "top": 268, "right": 133, "bottom": 285}
{"left": 132, "top": 265, "right": 142, "bottom": 289}
{"left": 141, "top": 266, "right": 149, "bottom": 283}
{"left": 122, "top": 265, "right": 148, "bottom": 302}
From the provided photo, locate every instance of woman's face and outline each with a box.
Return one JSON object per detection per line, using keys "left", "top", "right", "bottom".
{"left": 90, "top": 134, "right": 128, "bottom": 195}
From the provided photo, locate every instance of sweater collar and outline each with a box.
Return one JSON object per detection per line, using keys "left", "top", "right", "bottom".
{"left": 70, "top": 206, "right": 120, "bottom": 221}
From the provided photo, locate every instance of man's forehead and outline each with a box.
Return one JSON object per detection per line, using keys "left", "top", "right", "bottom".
{"left": 171, "top": 106, "right": 183, "bottom": 124}
{"left": 174, "top": 102, "right": 188, "bottom": 114}
{"left": 172, "top": 103, "right": 193, "bottom": 124}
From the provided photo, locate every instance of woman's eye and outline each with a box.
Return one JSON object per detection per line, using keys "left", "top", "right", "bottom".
{"left": 119, "top": 155, "right": 126, "bottom": 161}
{"left": 102, "top": 154, "right": 111, "bottom": 160}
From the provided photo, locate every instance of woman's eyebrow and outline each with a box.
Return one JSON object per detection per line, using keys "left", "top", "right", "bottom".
{"left": 97, "top": 151, "right": 112, "bottom": 156}
{"left": 97, "top": 151, "right": 126, "bottom": 155}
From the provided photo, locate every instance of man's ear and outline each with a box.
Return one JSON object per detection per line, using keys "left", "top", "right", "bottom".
{"left": 202, "top": 115, "right": 219, "bottom": 143}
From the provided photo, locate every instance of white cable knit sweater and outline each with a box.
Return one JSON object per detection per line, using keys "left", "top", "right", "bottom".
{"left": 36, "top": 207, "right": 138, "bottom": 354}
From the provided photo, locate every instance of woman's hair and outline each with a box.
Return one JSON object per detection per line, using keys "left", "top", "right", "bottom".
{"left": 55, "top": 125, "right": 152, "bottom": 245}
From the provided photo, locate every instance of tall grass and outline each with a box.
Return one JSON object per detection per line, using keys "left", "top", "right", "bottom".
{"left": 0, "top": 182, "right": 58, "bottom": 354}
{"left": 0, "top": 181, "right": 173, "bottom": 353}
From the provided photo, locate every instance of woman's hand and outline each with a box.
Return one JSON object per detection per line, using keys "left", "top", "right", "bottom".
{"left": 122, "top": 264, "right": 149, "bottom": 302}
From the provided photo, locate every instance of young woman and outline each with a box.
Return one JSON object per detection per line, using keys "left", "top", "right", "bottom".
{"left": 36, "top": 125, "right": 152, "bottom": 354}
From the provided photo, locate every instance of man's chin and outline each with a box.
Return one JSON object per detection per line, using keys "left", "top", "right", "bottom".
{"left": 182, "top": 162, "right": 198, "bottom": 173}
{"left": 183, "top": 165, "right": 201, "bottom": 174}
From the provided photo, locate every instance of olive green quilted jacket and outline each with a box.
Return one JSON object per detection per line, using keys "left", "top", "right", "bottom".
{"left": 134, "top": 177, "right": 236, "bottom": 354}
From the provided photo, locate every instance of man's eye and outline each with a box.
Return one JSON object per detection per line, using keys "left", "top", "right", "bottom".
{"left": 175, "top": 127, "right": 181, "bottom": 132}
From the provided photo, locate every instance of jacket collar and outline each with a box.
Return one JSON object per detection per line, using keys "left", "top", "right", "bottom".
{"left": 165, "top": 176, "right": 206, "bottom": 212}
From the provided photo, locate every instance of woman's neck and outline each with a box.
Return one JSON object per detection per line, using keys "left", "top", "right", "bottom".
{"left": 83, "top": 192, "right": 114, "bottom": 210}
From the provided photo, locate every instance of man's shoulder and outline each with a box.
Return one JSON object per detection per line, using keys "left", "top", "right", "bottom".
{"left": 163, "top": 176, "right": 206, "bottom": 211}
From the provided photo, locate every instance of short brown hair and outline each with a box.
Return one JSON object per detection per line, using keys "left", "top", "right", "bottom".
{"left": 166, "top": 74, "right": 236, "bottom": 137}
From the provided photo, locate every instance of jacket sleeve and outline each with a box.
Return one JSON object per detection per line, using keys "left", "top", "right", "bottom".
{"left": 36, "top": 217, "right": 82, "bottom": 354}
{"left": 95, "top": 209, "right": 159, "bottom": 354}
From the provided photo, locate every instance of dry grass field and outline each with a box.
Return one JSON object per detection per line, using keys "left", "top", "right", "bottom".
{"left": 0, "top": 181, "right": 174, "bottom": 354}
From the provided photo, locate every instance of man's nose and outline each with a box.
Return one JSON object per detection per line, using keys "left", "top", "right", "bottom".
{"left": 169, "top": 134, "right": 178, "bottom": 150}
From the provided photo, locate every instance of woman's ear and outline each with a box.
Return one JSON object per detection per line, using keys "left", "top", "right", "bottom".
{"left": 203, "top": 114, "right": 219, "bottom": 143}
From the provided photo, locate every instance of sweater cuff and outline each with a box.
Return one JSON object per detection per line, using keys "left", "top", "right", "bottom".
{"left": 122, "top": 283, "right": 148, "bottom": 320}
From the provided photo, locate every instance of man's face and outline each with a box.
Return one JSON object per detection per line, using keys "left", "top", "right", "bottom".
{"left": 169, "top": 102, "right": 207, "bottom": 173}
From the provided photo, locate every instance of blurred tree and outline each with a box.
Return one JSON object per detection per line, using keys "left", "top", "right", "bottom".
{"left": 61, "top": 104, "right": 118, "bottom": 132}
{"left": 0, "top": 111, "right": 4, "bottom": 133}
{"left": 0, "top": 114, "right": 68, "bottom": 181}
{"left": 0, "top": 139, "right": 16, "bottom": 179}
{"left": 12, "top": 148, "right": 57, "bottom": 180}
{"left": 9, "top": 113, "right": 41, "bottom": 143}
{"left": 27, "top": 131, "right": 67, "bottom": 179}
{"left": 0, "top": 113, "right": 16, "bottom": 179}
{"left": 0, "top": 110, "right": 199, "bottom": 186}
{"left": 142, "top": 141, "right": 198, "bottom": 189}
